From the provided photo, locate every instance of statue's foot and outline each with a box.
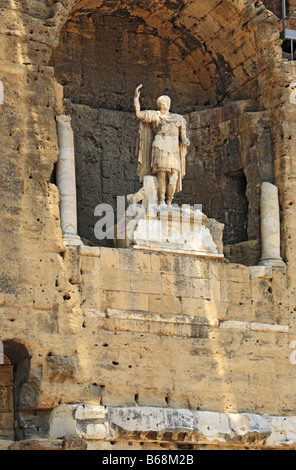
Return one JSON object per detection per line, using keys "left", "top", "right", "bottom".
{"left": 158, "top": 194, "right": 166, "bottom": 208}
{"left": 166, "top": 198, "right": 173, "bottom": 206}
{"left": 158, "top": 200, "right": 167, "bottom": 208}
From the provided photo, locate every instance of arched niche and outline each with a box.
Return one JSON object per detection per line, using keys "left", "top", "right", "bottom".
{"left": 1, "top": 341, "right": 30, "bottom": 441}
{"left": 50, "top": 0, "right": 280, "bottom": 264}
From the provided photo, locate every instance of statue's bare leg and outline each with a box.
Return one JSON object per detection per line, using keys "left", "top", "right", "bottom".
{"left": 166, "top": 170, "right": 178, "bottom": 205}
{"left": 157, "top": 170, "right": 167, "bottom": 206}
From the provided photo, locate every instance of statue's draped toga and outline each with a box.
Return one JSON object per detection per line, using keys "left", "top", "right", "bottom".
{"left": 134, "top": 87, "right": 190, "bottom": 205}
{"left": 135, "top": 111, "right": 188, "bottom": 194}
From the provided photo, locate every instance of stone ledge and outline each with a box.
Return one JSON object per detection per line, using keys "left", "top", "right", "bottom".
{"left": 84, "top": 308, "right": 289, "bottom": 336}
{"left": 75, "top": 404, "right": 106, "bottom": 421}
{"left": 248, "top": 265, "right": 273, "bottom": 279}
{"left": 219, "top": 320, "right": 289, "bottom": 333}
{"left": 133, "top": 245, "right": 226, "bottom": 261}
{"left": 9, "top": 436, "right": 87, "bottom": 451}
{"left": 107, "top": 407, "right": 271, "bottom": 447}
{"left": 6, "top": 406, "right": 296, "bottom": 449}
{"left": 79, "top": 246, "right": 101, "bottom": 257}
{"left": 106, "top": 408, "right": 296, "bottom": 448}
{"left": 45, "top": 405, "right": 296, "bottom": 449}
{"left": 0, "top": 440, "right": 13, "bottom": 450}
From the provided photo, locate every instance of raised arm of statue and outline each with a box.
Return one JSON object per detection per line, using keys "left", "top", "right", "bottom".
{"left": 134, "top": 84, "right": 146, "bottom": 120}
{"left": 134, "top": 84, "right": 154, "bottom": 181}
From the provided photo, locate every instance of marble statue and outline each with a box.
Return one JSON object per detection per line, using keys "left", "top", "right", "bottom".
{"left": 134, "top": 84, "right": 190, "bottom": 206}
{"left": 112, "top": 85, "right": 224, "bottom": 259}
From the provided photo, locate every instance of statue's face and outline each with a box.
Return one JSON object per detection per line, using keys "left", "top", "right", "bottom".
{"left": 157, "top": 96, "right": 171, "bottom": 113}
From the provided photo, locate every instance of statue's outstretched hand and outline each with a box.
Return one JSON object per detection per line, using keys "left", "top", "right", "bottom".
{"left": 134, "top": 84, "right": 143, "bottom": 99}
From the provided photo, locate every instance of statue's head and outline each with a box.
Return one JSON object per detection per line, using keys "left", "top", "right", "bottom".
{"left": 157, "top": 95, "right": 171, "bottom": 112}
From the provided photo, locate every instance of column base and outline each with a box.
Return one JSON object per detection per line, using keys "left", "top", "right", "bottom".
{"left": 63, "top": 234, "right": 84, "bottom": 247}
{"left": 258, "top": 257, "right": 285, "bottom": 268}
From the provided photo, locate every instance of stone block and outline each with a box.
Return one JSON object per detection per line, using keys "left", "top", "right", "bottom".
{"left": 0, "top": 440, "right": 13, "bottom": 450}
{"left": 195, "top": 411, "right": 230, "bottom": 442}
{"left": 148, "top": 294, "right": 182, "bottom": 315}
{"left": 44, "top": 356, "right": 76, "bottom": 382}
{"left": 211, "top": 0, "right": 237, "bottom": 27}
{"left": 162, "top": 273, "right": 193, "bottom": 297}
{"left": 227, "top": 281, "right": 252, "bottom": 304}
{"left": 181, "top": 296, "right": 204, "bottom": 316}
{"left": 10, "top": 439, "right": 64, "bottom": 451}
{"left": 75, "top": 405, "right": 106, "bottom": 421}
{"left": 225, "top": 264, "right": 251, "bottom": 283}
{"left": 101, "top": 269, "right": 131, "bottom": 292}
{"left": 266, "top": 416, "right": 296, "bottom": 448}
{"left": 248, "top": 266, "right": 273, "bottom": 279}
{"left": 105, "top": 290, "right": 149, "bottom": 312}
{"left": 49, "top": 405, "right": 77, "bottom": 439}
{"left": 64, "top": 247, "right": 82, "bottom": 284}
{"left": 149, "top": 252, "right": 173, "bottom": 273}
{"left": 119, "top": 249, "right": 151, "bottom": 272}
{"left": 108, "top": 407, "right": 165, "bottom": 436}
{"left": 79, "top": 246, "right": 101, "bottom": 257}
{"left": 100, "top": 247, "right": 119, "bottom": 270}
{"left": 173, "top": 256, "right": 207, "bottom": 278}
{"left": 192, "top": 278, "right": 211, "bottom": 299}
{"left": 209, "top": 279, "right": 222, "bottom": 301}
{"left": 0, "top": 366, "right": 13, "bottom": 386}
{"left": 0, "top": 387, "right": 13, "bottom": 412}
{"left": 226, "top": 413, "right": 272, "bottom": 444}
{"left": 134, "top": 250, "right": 153, "bottom": 272}
{"left": 225, "top": 303, "right": 255, "bottom": 321}
{"left": 163, "top": 408, "right": 196, "bottom": 432}
{"left": 63, "top": 436, "right": 88, "bottom": 450}
{"left": 130, "top": 272, "right": 162, "bottom": 295}
{"left": 0, "top": 412, "right": 14, "bottom": 432}
{"left": 82, "top": 423, "right": 109, "bottom": 440}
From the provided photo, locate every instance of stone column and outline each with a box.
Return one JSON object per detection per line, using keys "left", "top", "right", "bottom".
{"left": 56, "top": 115, "right": 83, "bottom": 247}
{"left": 259, "top": 182, "right": 284, "bottom": 267}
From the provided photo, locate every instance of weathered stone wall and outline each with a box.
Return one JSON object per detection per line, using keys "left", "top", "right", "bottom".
{"left": 76, "top": 247, "right": 290, "bottom": 414}
{"left": 0, "top": 0, "right": 296, "bottom": 451}
{"left": 51, "top": 12, "right": 202, "bottom": 112}
{"left": 2, "top": 245, "right": 292, "bottom": 447}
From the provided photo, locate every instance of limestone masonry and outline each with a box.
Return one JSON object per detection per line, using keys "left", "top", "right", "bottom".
{"left": 1, "top": 0, "right": 296, "bottom": 451}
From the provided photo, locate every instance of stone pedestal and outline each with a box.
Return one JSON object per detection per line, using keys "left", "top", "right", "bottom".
{"left": 115, "top": 176, "right": 224, "bottom": 260}
{"left": 56, "top": 115, "right": 83, "bottom": 247}
{"left": 259, "top": 182, "right": 284, "bottom": 267}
